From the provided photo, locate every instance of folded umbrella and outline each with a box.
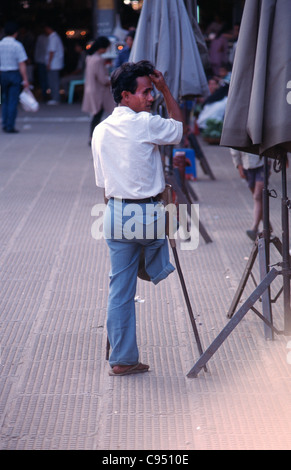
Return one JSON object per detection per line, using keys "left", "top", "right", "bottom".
{"left": 129, "top": 0, "right": 209, "bottom": 100}
{"left": 221, "top": 0, "right": 291, "bottom": 334}
{"left": 220, "top": 0, "right": 291, "bottom": 158}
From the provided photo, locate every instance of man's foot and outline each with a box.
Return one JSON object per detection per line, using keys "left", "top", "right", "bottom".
{"left": 47, "top": 100, "right": 59, "bottom": 105}
{"left": 109, "top": 362, "right": 150, "bottom": 376}
{"left": 4, "top": 128, "right": 19, "bottom": 133}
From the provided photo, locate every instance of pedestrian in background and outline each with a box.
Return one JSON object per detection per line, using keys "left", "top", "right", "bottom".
{"left": 44, "top": 22, "right": 64, "bottom": 105}
{"left": 34, "top": 27, "right": 48, "bottom": 101}
{"left": 60, "top": 41, "right": 86, "bottom": 98}
{"left": 208, "top": 28, "right": 229, "bottom": 76}
{"left": 0, "top": 21, "right": 29, "bottom": 133}
{"left": 114, "top": 30, "right": 135, "bottom": 68}
{"left": 82, "top": 36, "right": 115, "bottom": 144}
{"left": 231, "top": 148, "right": 268, "bottom": 241}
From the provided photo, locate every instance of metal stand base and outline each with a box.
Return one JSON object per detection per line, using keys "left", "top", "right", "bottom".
{"left": 187, "top": 267, "right": 282, "bottom": 378}
{"left": 227, "top": 236, "right": 285, "bottom": 338}
{"left": 187, "top": 152, "right": 291, "bottom": 378}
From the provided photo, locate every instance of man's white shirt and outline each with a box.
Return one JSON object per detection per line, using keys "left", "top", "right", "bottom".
{"left": 92, "top": 106, "right": 183, "bottom": 199}
{"left": 0, "top": 37, "right": 27, "bottom": 71}
{"left": 45, "top": 32, "right": 64, "bottom": 70}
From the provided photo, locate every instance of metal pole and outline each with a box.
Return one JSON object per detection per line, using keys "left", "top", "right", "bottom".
{"left": 281, "top": 153, "right": 291, "bottom": 333}
{"left": 171, "top": 245, "right": 205, "bottom": 364}
{"left": 193, "top": 0, "right": 198, "bottom": 19}
{"left": 262, "top": 156, "right": 271, "bottom": 258}
{"left": 260, "top": 156, "right": 273, "bottom": 340}
{"left": 184, "top": 0, "right": 197, "bottom": 20}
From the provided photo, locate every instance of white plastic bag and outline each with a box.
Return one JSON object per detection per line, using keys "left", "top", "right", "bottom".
{"left": 19, "top": 89, "right": 39, "bottom": 112}
{"left": 197, "top": 96, "right": 228, "bottom": 129}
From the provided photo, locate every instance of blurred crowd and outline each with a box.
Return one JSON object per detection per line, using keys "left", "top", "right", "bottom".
{"left": 0, "top": 20, "right": 88, "bottom": 105}
{"left": 0, "top": 13, "right": 238, "bottom": 106}
{"left": 193, "top": 16, "right": 240, "bottom": 134}
{"left": 0, "top": 20, "right": 136, "bottom": 104}
{"left": 0, "top": 13, "right": 239, "bottom": 133}
{"left": 0, "top": 13, "right": 264, "bottom": 241}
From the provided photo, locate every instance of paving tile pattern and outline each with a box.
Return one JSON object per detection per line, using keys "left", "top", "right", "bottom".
{"left": 0, "top": 105, "right": 290, "bottom": 450}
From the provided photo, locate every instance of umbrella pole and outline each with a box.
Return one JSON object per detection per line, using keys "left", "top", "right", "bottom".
{"left": 281, "top": 152, "right": 291, "bottom": 334}
{"left": 262, "top": 156, "right": 271, "bottom": 259}
{"left": 259, "top": 156, "right": 274, "bottom": 340}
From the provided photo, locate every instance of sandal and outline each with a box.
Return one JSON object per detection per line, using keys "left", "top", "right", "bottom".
{"left": 109, "top": 362, "right": 149, "bottom": 376}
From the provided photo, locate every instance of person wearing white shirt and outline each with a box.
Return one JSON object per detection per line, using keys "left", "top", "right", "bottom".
{"left": 44, "top": 23, "right": 64, "bottom": 105}
{"left": 0, "top": 21, "right": 29, "bottom": 133}
{"left": 34, "top": 32, "right": 48, "bottom": 100}
{"left": 92, "top": 60, "right": 184, "bottom": 376}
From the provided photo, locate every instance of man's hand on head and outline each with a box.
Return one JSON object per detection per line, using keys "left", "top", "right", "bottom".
{"left": 149, "top": 70, "right": 168, "bottom": 93}
{"left": 150, "top": 69, "right": 184, "bottom": 131}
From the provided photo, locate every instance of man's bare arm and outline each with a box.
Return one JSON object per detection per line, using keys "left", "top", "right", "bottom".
{"left": 19, "top": 61, "right": 29, "bottom": 88}
{"left": 47, "top": 51, "right": 54, "bottom": 70}
{"left": 150, "top": 70, "right": 185, "bottom": 131}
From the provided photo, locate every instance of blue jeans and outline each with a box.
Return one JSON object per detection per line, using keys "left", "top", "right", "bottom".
{"left": 1, "top": 70, "right": 22, "bottom": 131}
{"left": 47, "top": 69, "right": 60, "bottom": 102}
{"left": 104, "top": 198, "right": 175, "bottom": 367}
{"left": 36, "top": 63, "right": 48, "bottom": 99}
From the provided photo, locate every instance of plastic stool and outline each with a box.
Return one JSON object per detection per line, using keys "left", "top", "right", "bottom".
{"left": 68, "top": 79, "right": 85, "bottom": 104}
{"left": 173, "top": 148, "right": 196, "bottom": 179}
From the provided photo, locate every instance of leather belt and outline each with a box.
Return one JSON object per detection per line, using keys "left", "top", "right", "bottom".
{"left": 122, "top": 196, "right": 159, "bottom": 204}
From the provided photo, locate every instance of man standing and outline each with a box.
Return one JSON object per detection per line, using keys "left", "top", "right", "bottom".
{"left": 0, "top": 21, "right": 29, "bottom": 133}
{"left": 34, "top": 29, "right": 49, "bottom": 101}
{"left": 92, "top": 61, "right": 184, "bottom": 376}
{"left": 44, "top": 23, "right": 64, "bottom": 105}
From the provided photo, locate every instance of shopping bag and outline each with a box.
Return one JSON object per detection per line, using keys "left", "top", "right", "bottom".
{"left": 19, "top": 89, "right": 39, "bottom": 112}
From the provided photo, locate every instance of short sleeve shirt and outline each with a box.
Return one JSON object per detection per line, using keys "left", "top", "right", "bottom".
{"left": 230, "top": 148, "right": 264, "bottom": 170}
{"left": 0, "top": 37, "right": 27, "bottom": 71}
{"left": 45, "top": 32, "right": 64, "bottom": 70}
{"left": 92, "top": 106, "right": 183, "bottom": 199}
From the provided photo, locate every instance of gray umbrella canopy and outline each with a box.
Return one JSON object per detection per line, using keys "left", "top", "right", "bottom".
{"left": 129, "top": 0, "right": 209, "bottom": 101}
{"left": 220, "top": 0, "right": 291, "bottom": 158}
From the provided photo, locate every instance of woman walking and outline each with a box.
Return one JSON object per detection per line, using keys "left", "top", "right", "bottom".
{"left": 82, "top": 37, "right": 115, "bottom": 144}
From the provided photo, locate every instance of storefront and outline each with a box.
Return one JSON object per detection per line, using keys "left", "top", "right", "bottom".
{"left": 198, "top": 0, "right": 244, "bottom": 27}
{"left": 0, "top": 1, "right": 245, "bottom": 39}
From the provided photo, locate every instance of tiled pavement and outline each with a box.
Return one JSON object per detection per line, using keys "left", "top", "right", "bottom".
{"left": 0, "top": 103, "right": 291, "bottom": 450}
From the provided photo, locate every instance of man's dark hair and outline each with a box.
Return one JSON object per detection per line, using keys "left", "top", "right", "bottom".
{"left": 111, "top": 60, "right": 155, "bottom": 104}
{"left": 4, "top": 21, "right": 19, "bottom": 36}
